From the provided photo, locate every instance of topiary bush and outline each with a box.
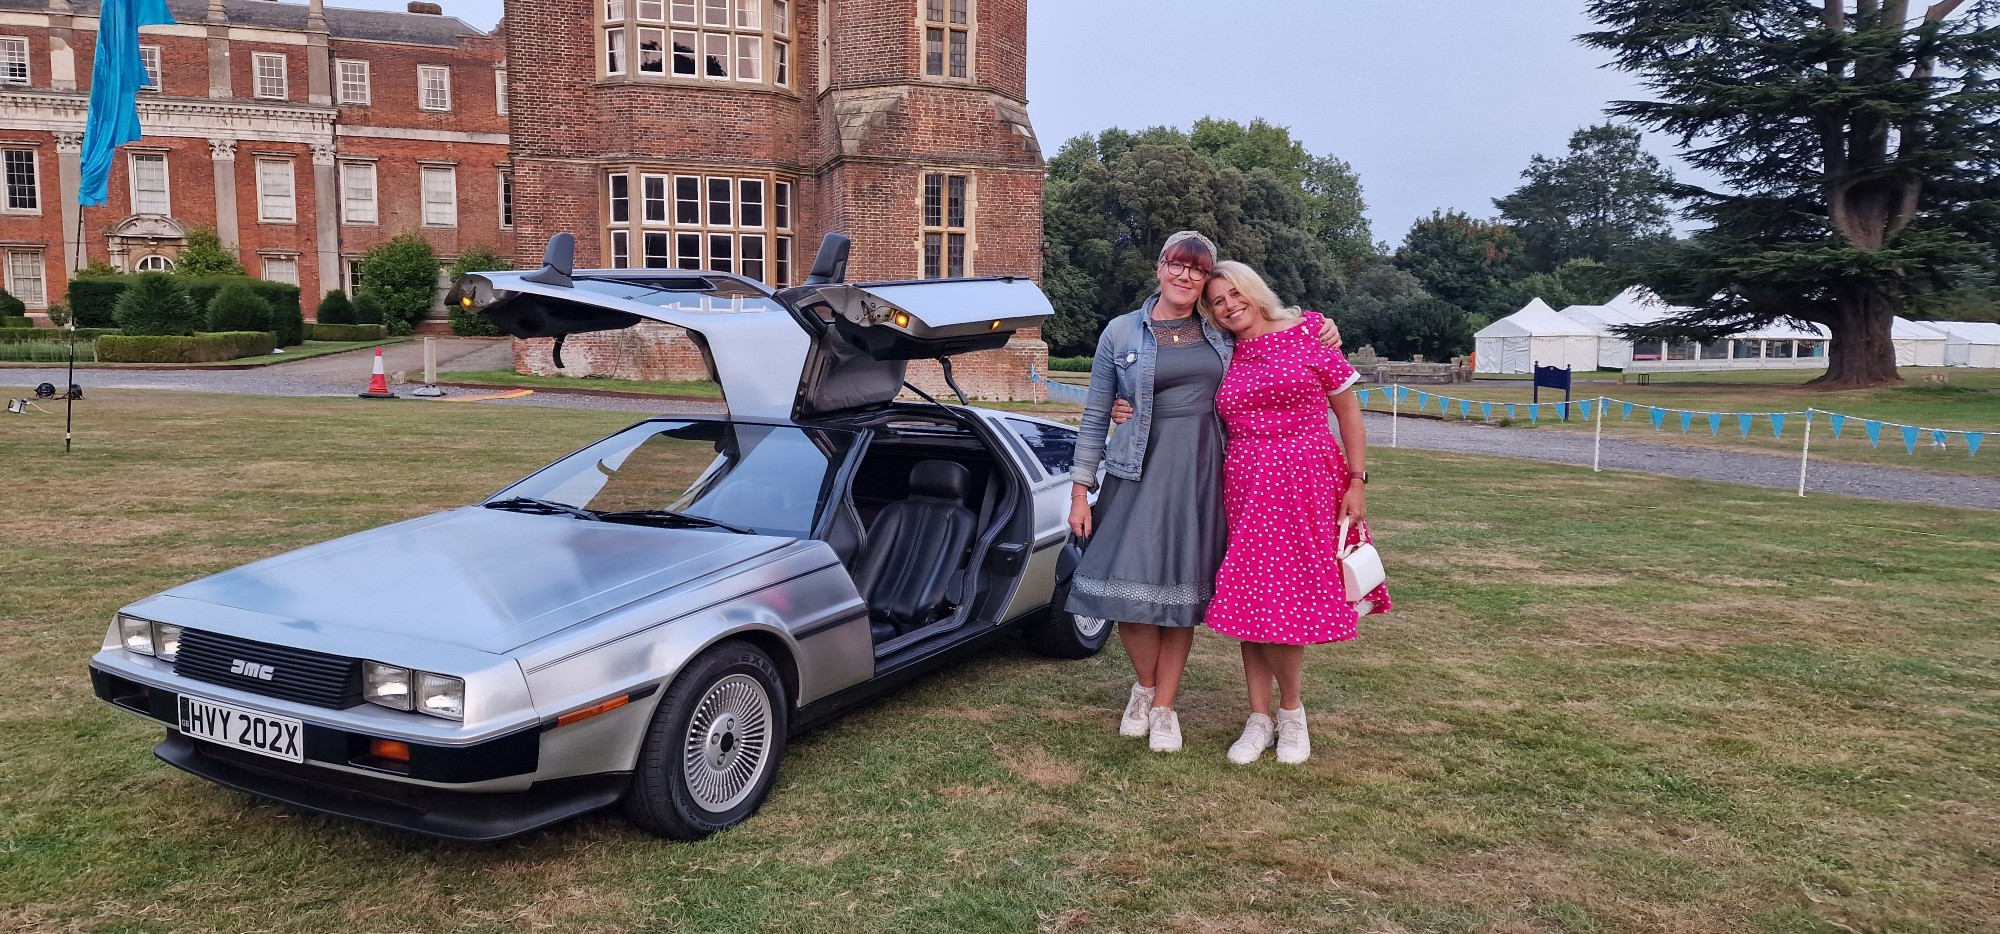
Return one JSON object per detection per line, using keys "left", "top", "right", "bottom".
{"left": 0, "top": 317, "right": 30, "bottom": 329}
{"left": 67, "top": 276, "right": 130, "bottom": 327}
{"left": 305, "top": 323, "right": 387, "bottom": 341}
{"left": 0, "top": 288, "right": 24, "bottom": 321}
{"left": 113, "top": 274, "right": 202, "bottom": 336}
{"left": 97, "top": 331, "right": 277, "bottom": 363}
{"left": 172, "top": 227, "right": 246, "bottom": 278}
{"left": 206, "top": 282, "right": 273, "bottom": 333}
{"left": 316, "top": 290, "right": 356, "bottom": 325}
{"left": 352, "top": 293, "right": 386, "bottom": 325}
{"left": 358, "top": 234, "right": 441, "bottom": 336}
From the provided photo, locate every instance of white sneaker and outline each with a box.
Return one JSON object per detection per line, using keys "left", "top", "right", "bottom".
{"left": 1147, "top": 707, "right": 1182, "bottom": 753}
{"left": 1227, "top": 713, "right": 1276, "bottom": 765}
{"left": 1119, "top": 683, "right": 1156, "bottom": 737}
{"left": 1275, "top": 707, "right": 1310, "bottom": 764}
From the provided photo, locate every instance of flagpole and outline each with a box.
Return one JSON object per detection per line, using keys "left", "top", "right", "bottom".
{"left": 65, "top": 197, "right": 83, "bottom": 453}
{"left": 1797, "top": 408, "right": 1814, "bottom": 498}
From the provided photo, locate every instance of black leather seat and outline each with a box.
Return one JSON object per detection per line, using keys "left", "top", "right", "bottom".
{"left": 853, "top": 460, "right": 977, "bottom": 642}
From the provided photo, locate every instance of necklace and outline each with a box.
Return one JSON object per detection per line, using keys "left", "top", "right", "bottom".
{"left": 1149, "top": 314, "right": 1202, "bottom": 345}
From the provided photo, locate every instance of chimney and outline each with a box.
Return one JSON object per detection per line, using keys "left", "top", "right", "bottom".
{"left": 407, "top": 1, "right": 442, "bottom": 13}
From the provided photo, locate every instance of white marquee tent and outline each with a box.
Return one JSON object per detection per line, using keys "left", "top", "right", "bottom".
{"left": 1930, "top": 321, "right": 2000, "bottom": 367}
{"left": 1473, "top": 298, "right": 1602, "bottom": 374}
{"left": 1890, "top": 317, "right": 1950, "bottom": 367}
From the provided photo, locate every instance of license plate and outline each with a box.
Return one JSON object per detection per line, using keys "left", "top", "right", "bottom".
{"left": 177, "top": 695, "right": 305, "bottom": 764}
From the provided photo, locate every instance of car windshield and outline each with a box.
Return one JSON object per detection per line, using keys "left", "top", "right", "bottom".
{"left": 493, "top": 420, "right": 854, "bottom": 538}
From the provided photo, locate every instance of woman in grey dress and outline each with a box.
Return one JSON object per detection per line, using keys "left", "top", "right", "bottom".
{"left": 1067, "top": 231, "right": 1337, "bottom": 752}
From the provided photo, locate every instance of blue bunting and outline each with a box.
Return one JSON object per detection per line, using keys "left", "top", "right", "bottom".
{"left": 1829, "top": 413, "right": 1845, "bottom": 438}
{"left": 1417, "top": 392, "right": 1429, "bottom": 411}
{"left": 1506, "top": 404, "right": 1517, "bottom": 420}
{"left": 1770, "top": 414, "right": 1786, "bottom": 438}
{"left": 1969, "top": 433, "right": 1984, "bottom": 456}
{"left": 1901, "top": 425, "right": 1919, "bottom": 453}
{"left": 1622, "top": 402, "right": 1634, "bottom": 420}
{"left": 1650, "top": 407, "right": 1666, "bottom": 430}
{"left": 1528, "top": 404, "right": 1541, "bottom": 424}
{"left": 1707, "top": 413, "right": 1721, "bottom": 435}
{"left": 1579, "top": 399, "right": 1593, "bottom": 420}
{"left": 1932, "top": 429, "right": 1948, "bottom": 449}
{"left": 1680, "top": 411, "right": 1694, "bottom": 433}
{"left": 1738, "top": 414, "right": 1754, "bottom": 437}
{"left": 1481, "top": 402, "right": 1492, "bottom": 421}
{"left": 1460, "top": 398, "right": 1472, "bottom": 418}
{"left": 1357, "top": 389, "right": 1370, "bottom": 406}
{"left": 1865, "top": 420, "right": 1882, "bottom": 447}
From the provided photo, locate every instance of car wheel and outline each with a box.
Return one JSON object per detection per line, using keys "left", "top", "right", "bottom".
{"left": 624, "top": 640, "right": 788, "bottom": 840}
{"left": 1023, "top": 579, "right": 1111, "bottom": 659}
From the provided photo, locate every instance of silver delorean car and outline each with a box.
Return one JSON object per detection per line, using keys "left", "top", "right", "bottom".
{"left": 87, "top": 234, "right": 1108, "bottom": 842}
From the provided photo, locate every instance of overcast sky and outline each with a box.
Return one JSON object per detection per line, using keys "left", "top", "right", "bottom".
{"left": 345, "top": 0, "right": 1679, "bottom": 245}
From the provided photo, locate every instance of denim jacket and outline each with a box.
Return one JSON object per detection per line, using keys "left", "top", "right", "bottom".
{"left": 1068, "top": 294, "right": 1235, "bottom": 489}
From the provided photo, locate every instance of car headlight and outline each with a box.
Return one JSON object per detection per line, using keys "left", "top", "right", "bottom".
{"left": 417, "top": 672, "right": 465, "bottom": 721}
{"left": 363, "top": 662, "right": 414, "bottom": 711}
{"left": 118, "top": 615, "right": 155, "bottom": 656}
{"left": 151, "top": 623, "right": 183, "bottom": 662}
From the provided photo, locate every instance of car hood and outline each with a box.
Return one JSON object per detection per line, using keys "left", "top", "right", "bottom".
{"left": 156, "top": 507, "right": 791, "bottom": 654}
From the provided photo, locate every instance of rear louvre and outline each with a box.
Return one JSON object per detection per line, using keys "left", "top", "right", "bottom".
{"left": 175, "top": 629, "right": 364, "bottom": 709}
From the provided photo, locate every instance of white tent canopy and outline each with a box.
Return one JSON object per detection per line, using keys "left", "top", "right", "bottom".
{"left": 1473, "top": 298, "right": 1601, "bottom": 374}
{"left": 1928, "top": 321, "right": 2000, "bottom": 367}
{"left": 1890, "top": 317, "right": 1949, "bottom": 367}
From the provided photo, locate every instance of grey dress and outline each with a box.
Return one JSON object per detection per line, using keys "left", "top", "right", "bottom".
{"left": 1066, "top": 329, "right": 1228, "bottom": 627}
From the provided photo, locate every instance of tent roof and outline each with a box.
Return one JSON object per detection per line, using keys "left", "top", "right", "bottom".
{"left": 1927, "top": 321, "right": 2000, "bottom": 343}
{"left": 1891, "top": 317, "right": 1949, "bottom": 340}
{"left": 1477, "top": 298, "right": 1600, "bottom": 338}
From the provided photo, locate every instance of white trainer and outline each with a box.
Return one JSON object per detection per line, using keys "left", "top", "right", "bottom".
{"left": 1119, "top": 683, "right": 1156, "bottom": 737}
{"left": 1275, "top": 706, "right": 1310, "bottom": 764}
{"left": 1147, "top": 706, "right": 1183, "bottom": 753}
{"left": 1227, "top": 713, "right": 1276, "bottom": 765}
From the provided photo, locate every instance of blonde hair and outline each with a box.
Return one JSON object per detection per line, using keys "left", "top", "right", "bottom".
{"left": 1199, "top": 261, "right": 1302, "bottom": 328}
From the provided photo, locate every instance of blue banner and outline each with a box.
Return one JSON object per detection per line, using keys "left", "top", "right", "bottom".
{"left": 1506, "top": 404, "right": 1517, "bottom": 420}
{"left": 1397, "top": 385, "right": 1409, "bottom": 402}
{"left": 1460, "top": 398, "right": 1472, "bottom": 418}
{"left": 1829, "top": 413, "right": 1845, "bottom": 438}
{"left": 1902, "top": 425, "right": 1919, "bottom": 454}
{"left": 79, "top": 0, "right": 176, "bottom": 205}
{"left": 1738, "top": 414, "right": 1754, "bottom": 438}
{"left": 1481, "top": 402, "right": 1492, "bottom": 421}
{"left": 1970, "top": 433, "right": 1985, "bottom": 457}
{"left": 1865, "top": 420, "right": 1883, "bottom": 447}
{"left": 1679, "top": 411, "right": 1693, "bottom": 433}
{"left": 1770, "top": 414, "right": 1786, "bottom": 438}
{"left": 1579, "top": 399, "right": 1593, "bottom": 421}
{"left": 1650, "top": 407, "right": 1666, "bottom": 430}
{"left": 1357, "top": 389, "right": 1370, "bottom": 406}
{"left": 1707, "top": 413, "right": 1721, "bottom": 435}
{"left": 1622, "top": 402, "right": 1634, "bottom": 420}
{"left": 1417, "top": 392, "right": 1429, "bottom": 411}
{"left": 1528, "top": 404, "right": 1540, "bottom": 424}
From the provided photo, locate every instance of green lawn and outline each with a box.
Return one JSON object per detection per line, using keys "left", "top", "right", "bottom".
{"left": 0, "top": 338, "right": 404, "bottom": 369}
{"left": 2, "top": 392, "right": 1995, "bottom": 933}
{"left": 442, "top": 368, "right": 725, "bottom": 397}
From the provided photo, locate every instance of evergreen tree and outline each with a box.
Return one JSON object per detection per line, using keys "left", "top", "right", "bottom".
{"left": 173, "top": 227, "right": 246, "bottom": 278}
{"left": 357, "top": 234, "right": 441, "bottom": 335}
{"left": 316, "top": 290, "right": 356, "bottom": 325}
{"left": 0, "top": 288, "right": 23, "bottom": 320}
{"left": 113, "top": 273, "right": 202, "bottom": 336}
{"left": 1583, "top": 0, "right": 2000, "bottom": 387}
{"left": 1393, "top": 210, "right": 1530, "bottom": 323}
{"left": 352, "top": 293, "right": 387, "bottom": 325}
{"left": 205, "top": 282, "right": 273, "bottom": 333}
{"left": 1494, "top": 124, "right": 1677, "bottom": 272}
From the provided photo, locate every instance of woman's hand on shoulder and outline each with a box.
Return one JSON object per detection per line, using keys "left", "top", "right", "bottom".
{"left": 1313, "top": 312, "right": 1342, "bottom": 349}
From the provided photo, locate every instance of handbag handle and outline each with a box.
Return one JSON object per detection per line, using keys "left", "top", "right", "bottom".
{"left": 1336, "top": 515, "right": 1355, "bottom": 560}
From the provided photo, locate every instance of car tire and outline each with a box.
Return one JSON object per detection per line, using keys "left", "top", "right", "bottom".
{"left": 623, "top": 640, "right": 788, "bottom": 840}
{"left": 1023, "top": 579, "right": 1112, "bottom": 659}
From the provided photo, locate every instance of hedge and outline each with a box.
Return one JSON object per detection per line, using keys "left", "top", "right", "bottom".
{"left": 0, "top": 327, "right": 120, "bottom": 342}
{"left": 305, "top": 323, "right": 387, "bottom": 341}
{"left": 72, "top": 275, "right": 304, "bottom": 343}
{"left": 1, "top": 316, "right": 30, "bottom": 328}
{"left": 97, "top": 331, "right": 277, "bottom": 363}
{"left": 67, "top": 277, "right": 129, "bottom": 327}
{"left": 1047, "top": 355, "right": 1093, "bottom": 372}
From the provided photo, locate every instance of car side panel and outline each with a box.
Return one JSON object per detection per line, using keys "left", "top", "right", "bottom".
{"left": 976, "top": 410, "right": 1080, "bottom": 622}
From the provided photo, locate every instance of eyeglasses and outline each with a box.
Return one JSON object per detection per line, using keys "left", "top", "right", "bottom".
{"left": 1160, "top": 261, "right": 1211, "bottom": 282}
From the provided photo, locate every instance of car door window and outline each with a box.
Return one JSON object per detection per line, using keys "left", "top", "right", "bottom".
{"left": 1005, "top": 419, "right": 1076, "bottom": 479}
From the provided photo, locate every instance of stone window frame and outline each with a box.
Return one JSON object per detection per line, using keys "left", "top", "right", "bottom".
{"left": 259, "top": 252, "right": 300, "bottom": 286}
{"left": 2, "top": 146, "right": 40, "bottom": 214}
{"left": 599, "top": 0, "right": 792, "bottom": 90}
{"left": 494, "top": 67, "right": 508, "bottom": 115}
{"left": 919, "top": 169, "right": 973, "bottom": 279}
{"left": 0, "top": 36, "right": 29, "bottom": 86}
{"left": 602, "top": 164, "right": 794, "bottom": 285}
{"left": 252, "top": 52, "right": 288, "bottom": 100}
{"left": 918, "top": 0, "right": 974, "bottom": 82}
{"left": 336, "top": 59, "right": 371, "bottom": 105}
{"left": 4, "top": 249, "right": 45, "bottom": 306}
{"left": 255, "top": 157, "right": 297, "bottom": 224}
{"left": 420, "top": 163, "right": 459, "bottom": 227}
{"left": 139, "top": 45, "right": 161, "bottom": 92}
{"left": 338, "top": 159, "right": 378, "bottom": 225}
{"left": 134, "top": 253, "right": 174, "bottom": 273}
{"left": 418, "top": 65, "right": 452, "bottom": 112}
{"left": 127, "top": 150, "right": 171, "bottom": 215}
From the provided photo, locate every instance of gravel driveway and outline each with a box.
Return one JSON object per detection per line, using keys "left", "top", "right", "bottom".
{"left": 8, "top": 349, "right": 1992, "bottom": 509}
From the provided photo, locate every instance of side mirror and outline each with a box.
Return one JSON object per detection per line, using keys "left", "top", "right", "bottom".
{"left": 805, "top": 233, "right": 851, "bottom": 285}
{"left": 522, "top": 233, "right": 576, "bottom": 287}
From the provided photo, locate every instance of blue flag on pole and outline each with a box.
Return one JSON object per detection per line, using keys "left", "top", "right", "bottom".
{"left": 1901, "top": 426, "right": 1919, "bottom": 453}
{"left": 1770, "top": 414, "right": 1787, "bottom": 438}
{"left": 1829, "top": 413, "right": 1845, "bottom": 438}
{"left": 1707, "top": 413, "right": 1721, "bottom": 435}
{"left": 78, "top": 0, "right": 176, "bottom": 205}
{"left": 1649, "top": 407, "right": 1666, "bottom": 430}
{"left": 1865, "top": 420, "right": 1882, "bottom": 447}
{"left": 1969, "top": 432, "right": 1984, "bottom": 456}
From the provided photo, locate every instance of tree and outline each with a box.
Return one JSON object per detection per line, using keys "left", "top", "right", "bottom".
{"left": 447, "top": 246, "right": 512, "bottom": 335}
{"left": 1493, "top": 123, "right": 1677, "bottom": 272}
{"left": 1393, "top": 210, "right": 1530, "bottom": 323}
{"left": 205, "top": 282, "right": 273, "bottom": 332}
{"left": 1330, "top": 264, "right": 1470, "bottom": 360}
{"left": 357, "top": 234, "right": 440, "bottom": 335}
{"left": 75, "top": 261, "right": 121, "bottom": 278}
{"left": 173, "top": 227, "right": 246, "bottom": 278}
{"left": 113, "top": 273, "right": 202, "bottom": 336}
{"left": 316, "top": 290, "right": 356, "bottom": 325}
{"left": 1583, "top": 1, "right": 2000, "bottom": 387}
{"left": 0, "top": 288, "right": 23, "bottom": 320}
{"left": 1496, "top": 259, "right": 1627, "bottom": 313}
{"left": 1190, "top": 117, "right": 1375, "bottom": 266}
{"left": 352, "top": 293, "right": 387, "bottom": 325}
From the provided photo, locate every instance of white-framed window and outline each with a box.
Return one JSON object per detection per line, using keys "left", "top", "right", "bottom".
{"left": 253, "top": 52, "right": 288, "bottom": 99}
{"left": 3, "top": 148, "right": 38, "bottom": 212}
{"left": 262, "top": 255, "right": 299, "bottom": 285}
{"left": 418, "top": 65, "right": 451, "bottom": 111}
{"left": 139, "top": 46, "right": 161, "bottom": 92}
{"left": 0, "top": 37, "right": 28, "bottom": 85}
{"left": 345, "top": 258, "right": 364, "bottom": 292}
{"left": 923, "top": 0, "right": 971, "bottom": 79}
{"left": 134, "top": 254, "right": 174, "bottom": 273}
{"left": 603, "top": 0, "right": 787, "bottom": 86}
{"left": 256, "top": 159, "right": 296, "bottom": 223}
{"left": 494, "top": 68, "right": 508, "bottom": 114}
{"left": 603, "top": 166, "right": 793, "bottom": 282}
{"left": 339, "top": 161, "right": 377, "bottom": 224}
{"left": 499, "top": 171, "right": 513, "bottom": 228}
{"left": 921, "top": 171, "right": 970, "bottom": 278}
{"left": 4, "top": 250, "right": 45, "bottom": 305}
{"left": 129, "top": 152, "right": 169, "bottom": 215}
{"left": 421, "top": 165, "right": 457, "bottom": 227}
{"left": 336, "top": 59, "right": 371, "bottom": 105}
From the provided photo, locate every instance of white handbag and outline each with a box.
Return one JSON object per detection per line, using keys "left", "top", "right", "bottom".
{"left": 1336, "top": 515, "right": 1385, "bottom": 603}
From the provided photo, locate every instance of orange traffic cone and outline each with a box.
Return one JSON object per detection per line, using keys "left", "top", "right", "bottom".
{"left": 358, "top": 346, "right": 397, "bottom": 399}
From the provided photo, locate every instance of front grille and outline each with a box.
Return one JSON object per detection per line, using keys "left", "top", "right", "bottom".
{"left": 175, "top": 629, "right": 363, "bottom": 709}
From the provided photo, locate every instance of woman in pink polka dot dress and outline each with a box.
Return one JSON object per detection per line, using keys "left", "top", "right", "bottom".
{"left": 1202, "top": 261, "right": 1390, "bottom": 766}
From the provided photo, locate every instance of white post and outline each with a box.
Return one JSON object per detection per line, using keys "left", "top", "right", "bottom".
{"left": 1593, "top": 395, "right": 1605, "bottom": 472}
{"left": 423, "top": 337, "right": 438, "bottom": 386}
{"left": 1390, "top": 384, "right": 1400, "bottom": 449}
{"left": 1798, "top": 408, "right": 1814, "bottom": 498}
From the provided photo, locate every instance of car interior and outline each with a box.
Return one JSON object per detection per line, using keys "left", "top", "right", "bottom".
{"left": 820, "top": 411, "right": 1028, "bottom": 653}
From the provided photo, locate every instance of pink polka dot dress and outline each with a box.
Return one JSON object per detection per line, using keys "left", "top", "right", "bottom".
{"left": 1207, "top": 311, "right": 1391, "bottom": 646}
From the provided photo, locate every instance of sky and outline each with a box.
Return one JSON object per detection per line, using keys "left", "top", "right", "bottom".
{"left": 341, "top": 0, "right": 1681, "bottom": 245}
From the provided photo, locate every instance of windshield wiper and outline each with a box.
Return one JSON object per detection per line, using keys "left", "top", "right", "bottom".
{"left": 484, "top": 496, "right": 600, "bottom": 521}
{"left": 595, "top": 508, "right": 757, "bottom": 534}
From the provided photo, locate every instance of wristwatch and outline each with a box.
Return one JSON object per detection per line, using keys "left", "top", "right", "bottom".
{"left": 1351, "top": 470, "right": 1368, "bottom": 485}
